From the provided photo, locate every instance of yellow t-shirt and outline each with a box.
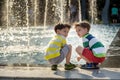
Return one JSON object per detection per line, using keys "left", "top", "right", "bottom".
{"left": 44, "top": 35, "right": 66, "bottom": 60}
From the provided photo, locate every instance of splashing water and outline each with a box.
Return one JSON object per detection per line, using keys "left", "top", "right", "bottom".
{"left": 0, "top": 25, "right": 119, "bottom": 65}
{"left": 0, "top": 0, "right": 119, "bottom": 66}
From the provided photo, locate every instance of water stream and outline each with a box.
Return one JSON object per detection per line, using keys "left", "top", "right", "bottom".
{"left": 0, "top": 0, "right": 119, "bottom": 66}
{"left": 0, "top": 25, "right": 119, "bottom": 65}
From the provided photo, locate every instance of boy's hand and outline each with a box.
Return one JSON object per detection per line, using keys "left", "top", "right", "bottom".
{"left": 77, "top": 56, "right": 81, "bottom": 61}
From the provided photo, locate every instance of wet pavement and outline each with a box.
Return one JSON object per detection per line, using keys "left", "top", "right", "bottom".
{"left": 0, "top": 66, "right": 120, "bottom": 80}
{"left": 101, "top": 29, "right": 120, "bottom": 68}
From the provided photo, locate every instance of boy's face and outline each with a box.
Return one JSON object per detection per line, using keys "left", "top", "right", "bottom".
{"left": 75, "top": 26, "right": 88, "bottom": 37}
{"left": 57, "top": 27, "right": 70, "bottom": 37}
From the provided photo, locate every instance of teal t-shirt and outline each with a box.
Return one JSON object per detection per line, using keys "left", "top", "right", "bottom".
{"left": 111, "top": 7, "right": 118, "bottom": 15}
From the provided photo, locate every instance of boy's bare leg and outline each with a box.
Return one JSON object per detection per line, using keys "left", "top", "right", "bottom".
{"left": 66, "top": 44, "right": 72, "bottom": 64}
{"left": 76, "top": 46, "right": 91, "bottom": 63}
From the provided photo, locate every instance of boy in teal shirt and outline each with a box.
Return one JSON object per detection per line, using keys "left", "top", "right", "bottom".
{"left": 111, "top": 4, "right": 118, "bottom": 23}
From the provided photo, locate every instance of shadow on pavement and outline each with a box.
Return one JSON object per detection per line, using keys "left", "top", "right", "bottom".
{"left": 54, "top": 69, "right": 93, "bottom": 79}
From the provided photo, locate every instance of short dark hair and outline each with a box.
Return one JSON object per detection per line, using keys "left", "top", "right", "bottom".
{"left": 54, "top": 23, "right": 71, "bottom": 33}
{"left": 75, "top": 21, "right": 91, "bottom": 32}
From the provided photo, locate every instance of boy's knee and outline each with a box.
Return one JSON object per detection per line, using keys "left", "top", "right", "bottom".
{"left": 76, "top": 46, "right": 83, "bottom": 53}
{"left": 76, "top": 47, "right": 79, "bottom": 52}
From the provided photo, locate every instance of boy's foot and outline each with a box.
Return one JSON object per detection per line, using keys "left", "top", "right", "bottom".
{"left": 80, "top": 63, "right": 99, "bottom": 69}
{"left": 93, "top": 63, "right": 99, "bottom": 67}
{"left": 51, "top": 65, "right": 57, "bottom": 70}
{"left": 70, "top": 62, "right": 76, "bottom": 67}
{"left": 65, "top": 63, "right": 76, "bottom": 70}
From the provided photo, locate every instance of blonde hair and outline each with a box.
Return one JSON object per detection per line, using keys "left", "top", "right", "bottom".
{"left": 75, "top": 21, "right": 91, "bottom": 32}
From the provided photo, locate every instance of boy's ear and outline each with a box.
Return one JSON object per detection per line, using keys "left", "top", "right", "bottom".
{"left": 56, "top": 29, "right": 60, "bottom": 34}
{"left": 85, "top": 28, "right": 88, "bottom": 32}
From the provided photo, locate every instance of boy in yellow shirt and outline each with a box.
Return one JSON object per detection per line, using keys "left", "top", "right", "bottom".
{"left": 44, "top": 23, "right": 76, "bottom": 70}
